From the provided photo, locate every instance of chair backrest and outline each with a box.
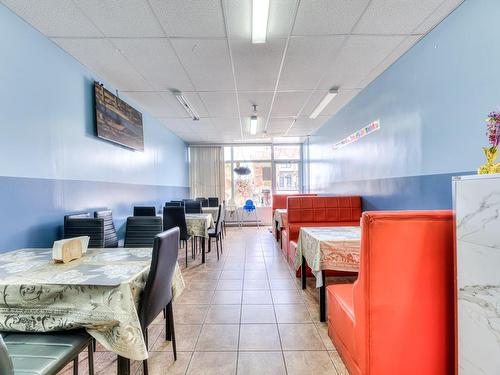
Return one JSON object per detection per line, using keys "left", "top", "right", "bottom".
{"left": 215, "top": 205, "right": 223, "bottom": 234}
{"left": 244, "top": 199, "right": 254, "bottom": 207}
{"left": 353, "top": 210, "right": 454, "bottom": 374}
{"left": 133, "top": 206, "right": 156, "bottom": 217}
{"left": 63, "top": 217, "right": 104, "bottom": 248}
{"left": 171, "top": 200, "right": 184, "bottom": 206}
{"left": 65, "top": 212, "right": 91, "bottom": 219}
{"left": 196, "top": 197, "right": 209, "bottom": 207}
{"left": 208, "top": 197, "right": 219, "bottom": 207}
{"left": 0, "top": 335, "right": 13, "bottom": 375}
{"left": 165, "top": 201, "right": 181, "bottom": 207}
{"left": 138, "top": 228, "right": 179, "bottom": 329}
{"left": 271, "top": 193, "right": 317, "bottom": 213}
{"left": 124, "top": 216, "right": 163, "bottom": 248}
{"left": 94, "top": 210, "right": 118, "bottom": 248}
{"left": 185, "top": 201, "right": 202, "bottom": 214}
{"left": 163, "top": 206, "right": 189, "bottom": 240}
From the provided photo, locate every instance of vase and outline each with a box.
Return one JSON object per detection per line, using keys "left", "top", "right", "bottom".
{"left": 478, "top": 146, "right": 500, "bottom": 174}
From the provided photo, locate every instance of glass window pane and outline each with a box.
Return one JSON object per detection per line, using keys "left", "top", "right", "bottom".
{"left": 233, "top": 145, "right": 271, "bottom": 161}
{"left": 273, "top": 144, "right": 300, "bottom": 160}
{"left": 275, "top": 162, "right": 299, "bottom": 193}
{"left": 233, "top": 162, "right": 272, "bottom": 207}
{"left": 224, "top": 146, "right": 232, "bottom": 161}
{"left": 225, "top": 162, "right": 233, "bottom": 202}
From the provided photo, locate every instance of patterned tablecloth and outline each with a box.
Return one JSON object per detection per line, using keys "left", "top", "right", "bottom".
{"left": 273, "top": 209, "right": 287, "bottom": 228}
{"left": 186, "top": 213, "right": 214, "bottom": 238}
{"left": 201, "top": 207, "right": 219, "bottom": 220}
{"left": 0, "top": 248, "right": 185, "bottom": 361}
{"left": 295, "top": 227, "right": 361, "bottom": 288}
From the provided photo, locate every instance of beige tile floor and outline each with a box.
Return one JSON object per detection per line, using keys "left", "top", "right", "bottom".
{"left": 59, "top": 227, "right": 350, "bottom": 375}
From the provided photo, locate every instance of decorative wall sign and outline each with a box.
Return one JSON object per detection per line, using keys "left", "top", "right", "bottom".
{"left": 333, "top": 120, "right": 380, "bottom": 150}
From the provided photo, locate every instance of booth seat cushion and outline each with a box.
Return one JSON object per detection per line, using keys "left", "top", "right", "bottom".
{"left": 327, "top": 284, "right": 361, "bottom": 375}
{"left": 3, "top": 331, "right": 90, "bottom": 375}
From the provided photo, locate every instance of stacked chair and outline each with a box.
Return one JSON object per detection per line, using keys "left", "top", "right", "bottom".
{"left": 94, "top": 210, "right": 118, "bottom": 248}
{"left": 63, "top": 214, "right": 105, "bottom": 248}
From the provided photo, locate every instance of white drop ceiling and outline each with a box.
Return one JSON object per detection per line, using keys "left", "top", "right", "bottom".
{"left": 1, "top": 0, "right": 463, "bottom": 144}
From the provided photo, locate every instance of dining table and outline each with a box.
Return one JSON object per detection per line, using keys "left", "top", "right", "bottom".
{"left": 273, "top": 208, "right": 287, "bottom": 241}
{"left": 185, "top": 213, "right": 214, "bottom": 263}
{"left": 201, "top": 206, "right": 219, "bottom": 219}
{"left": 0, "top": 247, "right": 185, "bottom": 374}
{"left": 295, "top": 226, "right": 361, "bottom": 322}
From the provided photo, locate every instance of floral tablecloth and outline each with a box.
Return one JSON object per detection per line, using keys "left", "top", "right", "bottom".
{"left": 295, "top": 227, "right": 361, "bottom": 288}
{"left": 273, "top": 209, "right": 287, "bottom": 228}
{"left": 186, "top": 213, "right": 214, "bottom": 238}
{"left": 201, "top": 207, "right": 219, "bottom": 220}
{"left": 0, "top": 247, "right": 185, "bottom": 361}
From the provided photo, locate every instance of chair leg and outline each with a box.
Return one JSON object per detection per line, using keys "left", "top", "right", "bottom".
{"left": 216, "top": 237, "right": 219, "bottom": 261}
{"left": 73, "top": 355, "right": 78, "bottom": 375}
{"left": 87, "top": 342, "right": 94, "bottom": 375}
{"left": 142, "top": 327, "right": 149, "bottom": 375}
{"left": 208, "top": 237, "right": 211, "bottom": 253}
{"left": 92, "top": 337, "right": 96, "bottom": 352}
{"left": 166, "top": 301, "right": 177, "bottom": 361}
{"left": 219, "top": 233, "right": 223, "bottom": 254}
{"left": 185, "top": 242, "right": 188, "bottom": 268}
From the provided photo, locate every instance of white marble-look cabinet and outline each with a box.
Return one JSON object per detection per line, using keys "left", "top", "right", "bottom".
{"left": 454, "top": 174, "right": 500, "bottom": 375}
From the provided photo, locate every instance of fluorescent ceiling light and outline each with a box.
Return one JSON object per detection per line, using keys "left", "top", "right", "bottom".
{"left": 252, "top": 0, "right": 270, "bottom": 44}
{"left": 309, "top": 88, "right": 338, "bottom": 119}
{"left": 250, "top": 115, "right": 258, "bottom": 135}
{"left": 173, "top": 92, "right": 200, "bottom": 121}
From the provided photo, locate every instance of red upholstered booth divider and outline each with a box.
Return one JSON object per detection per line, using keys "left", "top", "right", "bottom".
{"left": 271, "top": 193, "right": 317, "bottom": 240}
{"left": 327, "top": 210, "right": 455, "bottom": 375}
{"left": 283, "top": 195, "right": 362, "bottom": 277}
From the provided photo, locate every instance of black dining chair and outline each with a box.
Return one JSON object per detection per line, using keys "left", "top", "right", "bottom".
{"left": 184, "top": 201, "right": 202, "bottom": 214}
{"left": 124, "top": 217, "right": 163, "bottom": 248}
{"left": 165, "top": 201, "right": 181, "bottom": 207}
{"left": 139, "top": 228, "right": 179, "bottom": 374}
{"left": 163, "top": 206, "right": 194, "bottom": 267}
{"left": 133, "top": 206, "right": 156, "bottom": 217}
{"left": 94, "top": 210, "right": 118, "bottom": 248}
{"left": 208, "top": 205, "right": 223, "bottom": 260}
{"left": 171, "top": 200, "right": 184, "bottom": 206}
{"left": 0, "top": 331, "right": 94, "bottom": 375}
{"left": 64, "top": 215, "right": 105, "bottom": 248}
{"left": 208, "top": 197, "right": 219, "bottom": 207}
{"left": 195, "top": 197, "right": 209, "bottom": 207}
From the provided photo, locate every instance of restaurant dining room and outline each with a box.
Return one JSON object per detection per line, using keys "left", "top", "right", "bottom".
{"left": 0, "top": 0, "right": 498, "bottom": 374}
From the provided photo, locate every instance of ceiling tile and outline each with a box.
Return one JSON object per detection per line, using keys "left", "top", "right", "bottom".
{"left": 122, "top": 91, "right": 179, "bottom": 117}
{"left": 293, "top": 0, "right": 370, "bottom": 35}
{"left": 150, "top": 0, "right": 225, "bottom": 37}
{"left": 159, "top": 118, "right": 196, "bottom": 133}
{"left": 303, "top": 89, "right": 361, "bottom": 118}
{"left": 318, "top": 35, "right": 405, "bottom": 90}
{"left": 170, "top": 39, "right": 234, "bottom": 91}
{"left": 52, "top": 38, "right": 153, "bottom": 91}
{"left": 199, "top": 92, "right": 239, "bottom": 117}
{"left": 180, "top": 92, "right": 210, "bottom": 118}
{"left": 287, "top": 116, "right": 329, "bottom": 136}
{"left": 0, "top": 0, "right": 102, "bottom": 37}
{"left": 231, "top": 39, "right": 285, "bottom": 90}
{"left": 353, "top": 0, "right": 441, "bottom": 35}
{"left": 413, "top": 0, "right": 464, "bottom": 34}
{"left": 238, "top": 91, "right": 274, "bottom": 118}
{"left": 278, "top": 36, "right": 346, "bottom": 90}
{"left": 73, "top": 0, "right": 164, "bottom": 37}
{"left": 111, "top": 38, "right": 194, "bottom": 91}
{"left": 271, "top": 91, "right": 312, "bottom": 117}
{"left": 358, "top": 35, "right": 421, "bottom": 88}
{"left": 267, "top": 117, "right": 295, "bottom": 135}
{"left": 225, "top": 0, "right": 298, "bottom": 41}
{"left": 212, "top": 118, "right": 242, "bottom": 133}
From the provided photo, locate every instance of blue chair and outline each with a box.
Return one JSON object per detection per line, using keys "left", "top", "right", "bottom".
{"left": 242, "top": 200, "right": 259, "bottom": 227}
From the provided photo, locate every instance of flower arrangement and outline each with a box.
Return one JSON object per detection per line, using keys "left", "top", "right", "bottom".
{"left": 478, "top": 111, "right": 500, "bottom": 174}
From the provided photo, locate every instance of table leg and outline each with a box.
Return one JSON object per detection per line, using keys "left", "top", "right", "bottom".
{"left": 117, "top": 355, "right": 130, "bottom": 375}
{"left": 202, "top": 237, "right": 206, "bottom": 264}
{"left": 320, "top": 271, "right": 326, "bottom": 322}
{"left": 301, "top": 256, "right": 307, "bottom": 290}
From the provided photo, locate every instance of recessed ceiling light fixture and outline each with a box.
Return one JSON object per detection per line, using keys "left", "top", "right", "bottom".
{"left": 173, "top": 91, "right": 200, "bottom": 121}
{"left": 250, "top": 104, "right": 258, "bottom": 135}
{"left": 309, "top": 88, "right": 338, "bottom": 119}
{"left": 252, "top": 0, "right": 270, "bottom": 44}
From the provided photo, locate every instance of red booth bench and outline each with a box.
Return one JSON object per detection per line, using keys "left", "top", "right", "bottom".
{"left": 271, "top": 193, "right": 316, "bottom": 241}
{"left": 282, "top": 195, "right": 362, "bottom": 277}
{"left": 327, "top": 210, "right": 455, "bottom": 375}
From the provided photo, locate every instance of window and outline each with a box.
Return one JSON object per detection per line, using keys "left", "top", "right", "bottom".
{"left": 224, "top": 144, "right": 302, "bottom": 206}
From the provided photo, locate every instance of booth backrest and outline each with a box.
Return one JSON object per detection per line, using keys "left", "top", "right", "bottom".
{"left": 272, "top": 193, "right": 317, "bottom": 213}
{"left": 286, "top": 196, "right": 362, "bottom": 242}
{"left": 352, "top": 210, "right": 454, "bottom": 375}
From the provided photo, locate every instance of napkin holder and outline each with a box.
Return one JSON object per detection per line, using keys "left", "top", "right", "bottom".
{"left": 52, "top": 236, "right": 89, "bottom": 263}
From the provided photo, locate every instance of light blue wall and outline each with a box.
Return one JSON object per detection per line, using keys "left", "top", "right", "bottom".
{"left": 307, "top": 0, "right": 499, "bottom": 210}
{"left": 0, "top": 4, "right": 189, "bottom": 251}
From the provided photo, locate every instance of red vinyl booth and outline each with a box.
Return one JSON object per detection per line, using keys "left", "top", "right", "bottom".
{"left": 271, "top": 193, "right": 317, "bottom": 240}
{"left": 283, "top": 195, "right": 362, "bottom": 276}
{"left": 327, "top": 211, "right": 455, "bottom": 375}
